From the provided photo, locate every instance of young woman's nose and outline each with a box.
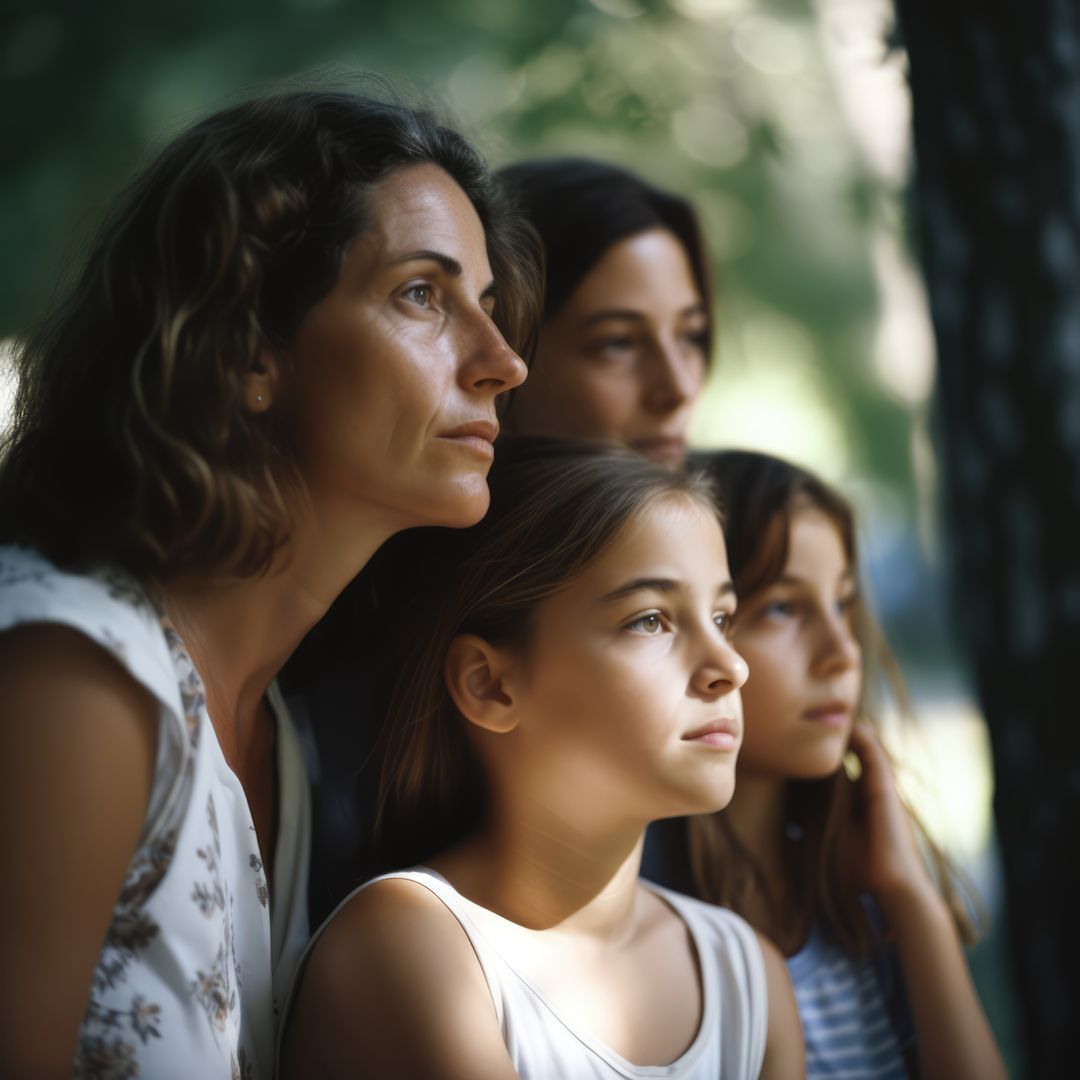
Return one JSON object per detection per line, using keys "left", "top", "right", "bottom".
{"left": 642, "top": 337, "right": 704, "bottom": 415}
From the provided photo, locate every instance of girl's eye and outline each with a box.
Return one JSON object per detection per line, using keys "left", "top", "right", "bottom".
{"left": 626, "top": 612, "right": 664, "bottom": 635}
{"left": 404, "top": 283, "right": 432, "bottom": 307}
{"left": 763, "top": 599, "right": 798, "bottom": 619}
{"left": 836, "top": 592, "right": 858, "bottom": 621}
{"left": 713, "top": 611, "right": 735, "bottom": 637}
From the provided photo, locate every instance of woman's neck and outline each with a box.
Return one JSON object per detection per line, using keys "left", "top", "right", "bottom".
{"left": 431, "top": 800, "right": 648, "bottom": 941}
{"left": 162, "top": 497, "right": 393, "bottom": 734}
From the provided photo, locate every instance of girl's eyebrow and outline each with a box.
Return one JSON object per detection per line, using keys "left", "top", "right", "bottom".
{"left": 599, "top": 577, "right": 735, "bottom": 603}
{"left": 773, "top": 568, "right": 856, "bottom": 587}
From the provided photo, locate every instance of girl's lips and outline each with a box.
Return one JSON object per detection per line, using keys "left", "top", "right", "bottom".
{"left": 687, "top": 730, "right": 739, "bottom": 751}
{"left": 802, "top": 702, "right": 851, "bottom": 729}
{"left": 682, "top": 718, "right": 741, "bottom": 751}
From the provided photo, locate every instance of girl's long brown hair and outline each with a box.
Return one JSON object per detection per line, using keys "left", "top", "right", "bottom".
{"left": 369, "top": 437, "right": 718, "bottom": 870}
{"left": 686, "top": 449, "right": 978, "bottom": 957}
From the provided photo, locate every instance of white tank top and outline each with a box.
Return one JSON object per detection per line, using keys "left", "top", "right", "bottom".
{"left": 285, "top": 867, "right": 768, "bottom": 1079}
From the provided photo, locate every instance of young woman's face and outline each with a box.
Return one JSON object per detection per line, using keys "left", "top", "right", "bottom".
{"left": 504, "top": 495, "right": 748, "bottom": 825}
{"left": 732, "top": 506, "right": 862, "bottom": 781}
{"left": 507, "top": 228, "right": 708, "bottom": 468}
{"left": 289, "top": 163, "right": 527, "bottom": 532}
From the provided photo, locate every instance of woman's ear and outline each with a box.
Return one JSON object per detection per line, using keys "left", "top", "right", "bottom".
{"left": 445, "top": 634, "right": 521, "bottom": 735}
{"left": 242, "top": 349, "right": 278, "bottom": 413}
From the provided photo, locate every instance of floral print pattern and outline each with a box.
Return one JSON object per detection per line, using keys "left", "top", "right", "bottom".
{"left": 0, "top": 547, "right": 309, "bottom": 1079}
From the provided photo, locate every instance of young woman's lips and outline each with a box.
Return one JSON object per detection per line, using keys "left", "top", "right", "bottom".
{"left": 630, "top": 436, "right": 686, "bottom": 465}
{"left": 682, "top": 718, "right": 740, "bottom": 751}
{"left": 440, "top": 420, "right": 498, "bottom": 458}
{"left": 802, "top": 702, "right": 851, "bottom": 729}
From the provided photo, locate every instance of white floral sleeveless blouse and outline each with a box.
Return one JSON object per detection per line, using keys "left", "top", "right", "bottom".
{"left": 0, "top": 546, "right": 311, "bottom": 1078}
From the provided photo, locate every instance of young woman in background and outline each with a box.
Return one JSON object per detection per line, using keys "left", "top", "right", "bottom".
{"left": 498, "top": 157, "right": 712, "bottom": 468}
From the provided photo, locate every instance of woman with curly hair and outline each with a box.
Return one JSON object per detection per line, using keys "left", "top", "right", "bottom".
{"left": 0, "top": 85, "right": 540, "bottom": 1077}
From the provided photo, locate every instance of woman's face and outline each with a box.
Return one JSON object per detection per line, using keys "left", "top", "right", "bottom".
{"left": 732, "top": 506, "right": 862, "bottom": 781}
{"left": 507, "top": 228, "right": 708, "bottom": 467}
{"left": 500, "top": 495, "right": 747, "bottom": 826}
{"left": 288, "top": 163, "right": 527, "bottom": 533}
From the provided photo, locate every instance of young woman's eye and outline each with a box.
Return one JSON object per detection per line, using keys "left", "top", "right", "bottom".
{"left": 713, "top": 611, "right": 735, "bottom": 637}
{"left": 591, "top": 336, "right": 636, "bottom": 359}
{"left": 404, "top": 283, "right": 433, "bottom": 307}
{"left": 626, "top": 612, "right": 664, "bottom": 635}
{"left": 679, "top": 326, "right": 708, "bottom": 353}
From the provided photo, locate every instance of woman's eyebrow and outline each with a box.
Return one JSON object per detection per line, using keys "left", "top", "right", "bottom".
{"left": 390, "top": 249, "right": 496, "bottom": 300}
{"left": 389, "top": 249, "right": 463, "bottom": 275}
{"left": 579, "top": 308, "right": 645, "bottom": 328}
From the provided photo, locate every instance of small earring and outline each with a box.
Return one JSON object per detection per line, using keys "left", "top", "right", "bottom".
{"left": 256, "top": 394, "right": 264, "bottom": 403}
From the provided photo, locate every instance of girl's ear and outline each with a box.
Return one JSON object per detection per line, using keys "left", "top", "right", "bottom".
{"left": 445, "top": 634, "right": 521, "bottom": 735}
{"left": 242, "top": 349, "right": 278, "bottom": 413}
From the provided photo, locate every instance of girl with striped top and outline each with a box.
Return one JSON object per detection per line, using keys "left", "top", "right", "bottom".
{"left": 673, "top": 450, "right": 1005, "bottom": 1079}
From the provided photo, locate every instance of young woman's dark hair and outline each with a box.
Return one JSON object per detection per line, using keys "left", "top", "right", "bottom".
{"left": 497, "top": 157, "right": 714, "bottom": 357}
{"left": 0, "top": 87, "right": 542, "bottom": 585}
{"left": 370, "top": 436, "right": 718, "bottom": 868}
{"left": 684, "top": 449, "right": 977, "bottom": 958}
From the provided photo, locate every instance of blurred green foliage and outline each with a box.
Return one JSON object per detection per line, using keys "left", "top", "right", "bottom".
{"left": 1, "top": 0, "right": 910, "bottom": 489}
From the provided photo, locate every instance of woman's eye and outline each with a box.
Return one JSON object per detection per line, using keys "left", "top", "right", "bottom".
{"left": 837, "top": 592, "right": 858, "bottom": 619}
{"left": 679, "top": 327, "right": 709, "bottom": 353}
{"left": 713, "top": 611, "right": 735, "bottom": 637}
{"left": 592, "top": 336, "right": 636, "bottom": 358}
{"left": 404, "top": 283, "right": 432, "bottom": 307}
{"left": 626, "top": 612, "right": 664, "bottom": 635}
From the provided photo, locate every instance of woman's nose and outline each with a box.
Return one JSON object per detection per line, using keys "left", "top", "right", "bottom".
{"left": 461, "top": 312, "right": 528, "bottom": 395}
{"left": 643, "top": 339, "right": 704, "bottom": 415}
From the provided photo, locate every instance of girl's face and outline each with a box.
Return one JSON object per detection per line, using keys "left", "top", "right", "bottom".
{"left": 507, "top": 228, "right": 708, "bottom": 468}
{"left": 501, "top": 495, "right": 748, "bottom": 825}
{"left": 289, "top": 163, "right": 527, "bottom": 533}
{"left": 732, "top": 506, "right": 862, "bottom": 781}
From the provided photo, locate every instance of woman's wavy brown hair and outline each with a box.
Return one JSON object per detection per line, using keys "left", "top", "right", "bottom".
{"left": 0, "top": 84, "right": 542, "bottom": 585}
{"left": 369, "top": 437, "right": 718, "bottom": 870}
{"left": 685, "top": 449, "right": 979, "bottom": 958}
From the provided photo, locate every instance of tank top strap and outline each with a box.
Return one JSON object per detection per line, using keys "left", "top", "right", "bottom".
{"left": 278, "top": 866, "right": 508, "bottom": 1059}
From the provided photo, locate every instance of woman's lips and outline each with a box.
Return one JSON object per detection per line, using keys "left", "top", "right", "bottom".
{"left": 440, "top": 419, "right": 498, "bottom": 457}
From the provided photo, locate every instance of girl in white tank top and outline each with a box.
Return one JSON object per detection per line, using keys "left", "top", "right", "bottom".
{"left": 281, "top": 442, "right": 805, "bottom": 1078}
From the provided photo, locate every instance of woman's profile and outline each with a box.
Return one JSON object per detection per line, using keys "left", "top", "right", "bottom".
{"left": 0, "top": 85, "right": 540, "bottom": 1076}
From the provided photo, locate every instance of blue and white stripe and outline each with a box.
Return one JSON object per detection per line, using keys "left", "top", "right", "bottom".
{"left": 787, "top": 926, "right": 910, "bottom": 1079}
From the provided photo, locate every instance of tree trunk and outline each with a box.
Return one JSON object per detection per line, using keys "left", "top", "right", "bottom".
{"left": 896, "top": 2, "right": 1080, "bottom": 1074}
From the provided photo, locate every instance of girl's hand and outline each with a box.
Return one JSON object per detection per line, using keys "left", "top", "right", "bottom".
{"left": 845, "top": 722, "right": 936, "bottom": 915}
